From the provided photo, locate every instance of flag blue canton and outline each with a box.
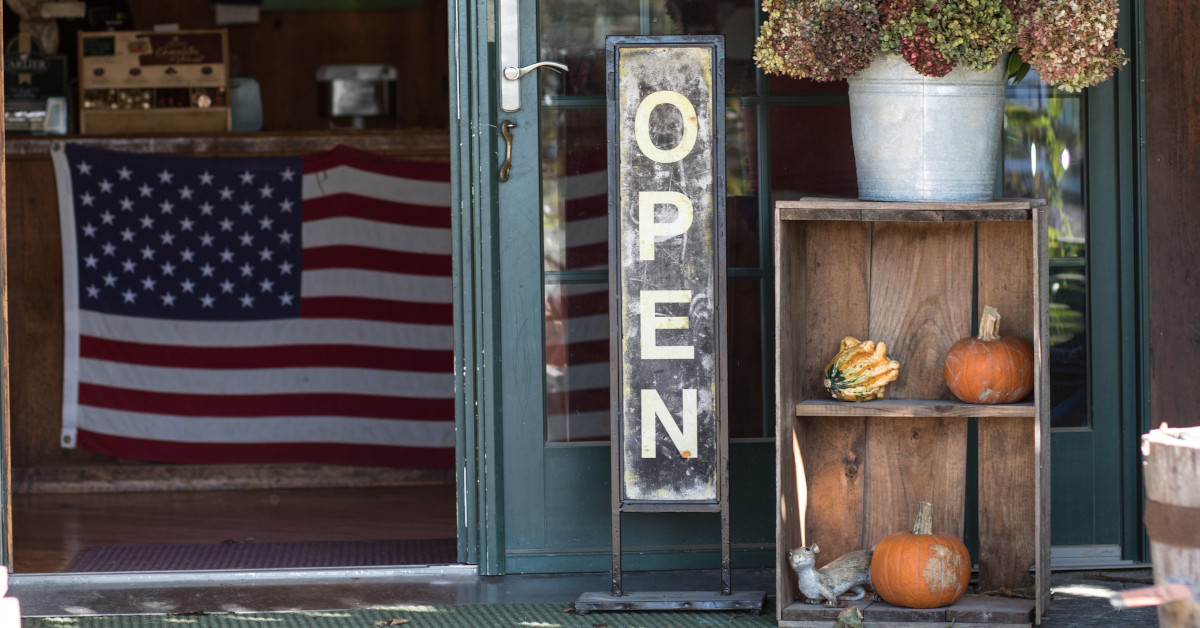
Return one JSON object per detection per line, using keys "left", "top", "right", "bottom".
{"left": 66, "top": 144, "right": 305, "bottom": 321}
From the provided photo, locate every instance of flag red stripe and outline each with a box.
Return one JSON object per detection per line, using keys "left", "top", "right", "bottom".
{"left": 544, "top": 338, "right": 608, "bottom": 364}
{"left": 80, "top": 336, "right": 452, "bottom": 372}
{"left": 300, "top": 297, "right": 452, "bottom": 325}
{"left": 302, "top": 145, "right": 453, "bottom": 182}
{"left": 565, "top": 243, "right": 608, "bottom": 270}
{"left": 302, "top": 194, "right": 452, "bottom": 229}
{"left": 79, "top": 383, "right": 454, "bottom": 420}
{"left": 303, "top": 245, "right": 451, "bottom": 276}
{"left": 76, "top": 430, "right": 454, "bottom": 468}
{"left": 546, "top": 387, "right": 609, "bottom": 415}
{"left": 564, "top": 195, "right": 607, "bottom": 222}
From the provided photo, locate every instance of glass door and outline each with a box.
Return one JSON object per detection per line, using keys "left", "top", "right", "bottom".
{"left": 452, "top": 0, "right": 1140, "bottom": 574}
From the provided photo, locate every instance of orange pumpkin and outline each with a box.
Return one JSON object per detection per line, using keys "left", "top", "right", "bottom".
{"left": 870, "top": 502, "right": 971, "bottom": 609}
{"left": 943, "top": 305, "right": 1034, "bottom": 404}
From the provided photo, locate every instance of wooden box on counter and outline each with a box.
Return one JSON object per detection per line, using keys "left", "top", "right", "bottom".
{"left": 78, "top": 30, "right": 230, "bottom": 135}
{"left": 773, "top": 199, "right": 1050, "bottom": 627}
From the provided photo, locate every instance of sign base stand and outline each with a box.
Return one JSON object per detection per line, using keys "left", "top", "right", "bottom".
{"left": 574, "top": 590, "right": 766, "bottom": 614}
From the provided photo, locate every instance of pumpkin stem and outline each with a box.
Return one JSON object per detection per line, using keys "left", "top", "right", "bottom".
{"left": 912, "top": 501, "right": 934, "bottom": 535}
{"left": 977, "top": 305, "right": 1002, "bottom": 343}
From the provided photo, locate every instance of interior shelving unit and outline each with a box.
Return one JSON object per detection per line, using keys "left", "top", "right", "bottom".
{"left": 774, "top": 199, "right": 1050, "bottom": 627}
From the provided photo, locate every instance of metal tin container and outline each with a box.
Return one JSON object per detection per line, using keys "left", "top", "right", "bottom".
{"left": 847, "top": 55, "right": 1007, "bottom": 202}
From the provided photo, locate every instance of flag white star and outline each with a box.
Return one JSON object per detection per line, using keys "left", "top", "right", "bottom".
{"left": 278, "top": 230, "right": 294, "bottom": 245}
{"left": 82, "top": 223, "right": 97, "bottom": 237}
{"left": 239, "top": 232, "right": 255, "bottom": 247}
{"left": 80, "top": 192, "right": 96, "bottom": 207}
{"left": 218, "top": 218, "right": 234, "bottom": 232}
{"left": 180, "top": 248, "right": 196, "bottom": 263}
{"left": 102, "top": 242, "right": 117, "bottom": 256}
{"left": 121, "top": 258, "right": 137, "bottom": 273}
{"left": 239, "top": 201, "right": 255, "bottom": 216}
{"left": 161, "top": 293, "right": 177, "bottom": 306}
{"left": 120, "top": 228, "right": 136, "bottom": 242}
{"left": 159, "top": 231, "right": 176, "bottom": 246}
{"left": 179, "top": 217, "right": 195, "bottom": 231}
{"left": 259, "top": 277, "right": 274, "bottom": 293}
{"left": 200, "top": 263, "right": 216, "bottom": 277}
{"left": 159, "top": 199, "right": 175, "bottom": 214}
{"left": 117, "top": 166, "right": 133, "bottom": 181}
{"left": 83, "top": 254, "right": 99, "bottom": 268}
{"left": 199, "top": 171, "right": 214, "bottom": 185}
{"left": 219, "top": 186, "right": 234, "bottom": 201}
{"left": 199, "top": 201, "right": 215, "bottom": 216}
{"left": 102, "top": 273, "right": 118, "bottom": 287}
{"left": 259, "top": 184, "right": 274, "bottom": 199}
{"left": 180, "top": 278, "right": 196, "bottom": 293}
{"left": 179, "top": 185, "right": 194, "bottom": 200}
{"left": 140, "top": 245, "right": 156, "bottom": 260}
{"left": 100, "top": 210, "right": 115, "bottom": 225}
{"left": 86, "top": 285, "right": 101, "bottom": 298}
{"left": 77, "top": 161, "right": 92, "bottom": 175}
{"left": 280, "top": 168, "right": 296, "bottom": 182}
{"left": 239, "top": 170, "right": 255, "bottom": 185}
{"left": 219, "top": 249, "right": 235, "bottom": 263}
{"left": 258, "top": 216, "right": 274, "bottom": 230}
{"left": 158, "top": 169, "right": 174, "bottom": 184}
{"left": 138, "top": 183, "right": 154, "bottom": 198}
{"left": 139, "top": 215, "right": 155, "bottom": 229}
{"left": 119, "top": 197, "right": 135, "bottom": 211}
{"left": 219, "top": 279, "right": 236, "bottom": 293}
{"left": 201, "top": 293, "right": 216, "bottom": 308}
{"left": 278, "top": 260, "right": 294, "bottom": 275}
{"left": 279, "top": 292, "right": 295, "bottom": 306}
{"left": 200, "top": 233, "right": 215, "bottom": 247}
{"left": 258, "top": 247, "right": 274, "bottom": 261}
{"left": 161, "top": 261, "right": 176, "bottom": 276}
{"left": 122, "top": 289, "right": 137, "bottom": 303}
{"left": 140, "top": 276, "right": 157, "bottom": 291}
{"left": 99, "top": 179, "right": 114, "bottom": 193}
{"left": 278, "top": 198, "right": 295, "bottom": 213}
{"left": 240, "top": 293, "right": 255, "bottom": 308}
{"left": 239, "top": 262, "right": 255, "bottom": 277}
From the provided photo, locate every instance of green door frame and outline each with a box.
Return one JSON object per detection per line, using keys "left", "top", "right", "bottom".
{"left": 449, "top": 0, "right": 505, "bottom": 574}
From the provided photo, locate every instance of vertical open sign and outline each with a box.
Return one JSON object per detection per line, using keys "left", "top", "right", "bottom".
{"left": 609, "top": 36, "right": 726, "bottom": 506}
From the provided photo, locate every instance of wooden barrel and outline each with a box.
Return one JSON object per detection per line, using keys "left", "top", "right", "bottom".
{"left": 1142, "top": 425, "right": 1200, "bottom": 627}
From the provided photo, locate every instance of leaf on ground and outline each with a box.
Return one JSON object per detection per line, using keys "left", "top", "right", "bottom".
{"left": 371, "top": 618, "right": 411, "bottom": 626}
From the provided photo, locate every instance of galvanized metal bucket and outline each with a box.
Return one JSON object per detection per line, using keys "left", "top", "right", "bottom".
{"left": 847, "top": 55, "right": 1008, "bottom": 202}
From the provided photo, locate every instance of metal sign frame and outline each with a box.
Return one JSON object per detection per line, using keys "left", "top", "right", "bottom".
{"left": 575, "top": 34, "right": 763, "bottom": 615}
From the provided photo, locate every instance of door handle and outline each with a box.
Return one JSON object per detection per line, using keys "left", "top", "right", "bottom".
{"left": 499, "top": 120, "right": 517, "bottom": 182}
{"left": 498, "top": 0, "right": 567, "bottom": 112}
{"left": 503, "top": 61, "right": 568, "bottom": 81}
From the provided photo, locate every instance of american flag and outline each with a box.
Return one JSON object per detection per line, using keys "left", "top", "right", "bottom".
{"left": 52, "top": 143, "right": 454, "bottom": 469}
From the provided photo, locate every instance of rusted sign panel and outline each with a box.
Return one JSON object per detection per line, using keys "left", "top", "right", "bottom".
{"left": 609, "top": 37, "right": 725, "bottom": 504}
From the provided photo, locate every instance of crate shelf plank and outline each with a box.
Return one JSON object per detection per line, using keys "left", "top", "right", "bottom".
{"left": 774, "top": 198, "right": 1050, "bottom": 627}
{"left": 796, "top": 399, "right": 1037, "bottom": 418}
{"left": 779, "top": 595, "right": 1035, "bottom": 627}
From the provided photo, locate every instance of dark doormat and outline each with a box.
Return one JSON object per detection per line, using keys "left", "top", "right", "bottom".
{"left": 65, "top": 538, "right": 458, "bottom": 572}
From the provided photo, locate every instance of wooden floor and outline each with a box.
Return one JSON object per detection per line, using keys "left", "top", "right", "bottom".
{"left": 10, "top": 484, "right": 457, "bottom": 574}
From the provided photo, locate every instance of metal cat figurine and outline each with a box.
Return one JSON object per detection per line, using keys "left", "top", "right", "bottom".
{"left": 788, "top": 543, "right": 877, "bottom": 607}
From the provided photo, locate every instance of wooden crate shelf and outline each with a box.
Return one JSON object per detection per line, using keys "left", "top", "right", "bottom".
{"left": 796, "top": 399, "right": 1037, "bottom": 418}
{"left": 774, "top": 198, "right": 1050, "bottom": 627}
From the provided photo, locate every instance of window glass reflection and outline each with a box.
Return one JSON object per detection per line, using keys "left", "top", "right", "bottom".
{"left": 1003, "top": 72, "right": 1088, "bottom": 428}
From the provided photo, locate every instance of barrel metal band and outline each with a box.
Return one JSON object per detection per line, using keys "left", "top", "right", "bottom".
{"left": 1145, "top": 498, "right": 1200, "bottom": 549}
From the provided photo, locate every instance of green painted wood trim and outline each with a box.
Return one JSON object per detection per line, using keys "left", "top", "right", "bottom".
{"left": 449, "top": 0, "right": 505, "bottom": 573}
{"left": 1120, "top": 0, "right": 1150, "bottom": 563}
